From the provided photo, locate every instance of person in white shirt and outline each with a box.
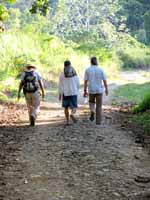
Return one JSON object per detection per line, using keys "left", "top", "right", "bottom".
{"left": 18, "top": 65, "right": 45, "bottom": 126}
{"left": 84, "top": 57, "right": 108, "bottom": 125}
{"left": 59, "top": 60, "right": 80, "bottom": 125}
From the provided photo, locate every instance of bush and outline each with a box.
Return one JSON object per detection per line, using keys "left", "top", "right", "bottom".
{"left": 133, "top": 93, "right": 150, "bottom": 113}
{"left": 118, "top": 47, "right": 150, "bottom": 69}
{"left": 133, "top": 111, "right": 150, "bottom": 134}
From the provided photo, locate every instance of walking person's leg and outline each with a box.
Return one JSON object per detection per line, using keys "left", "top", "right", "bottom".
{"left": 89, "top": 94, "right": 96, "bottom": 121}
{"left": 25, "top": 93, "right": 33, "bottom": 125}
{"left": 70, "top": 95, "right": 78, "bottom": 123}
{"left": 64, "top": 108, "right": 69, "bottom": 125}
{"left": 25, "top": 92, "right": 40, "bottom": 126}
{"left": 32, "top": 91, "right": 40, "bottom": 119}
{"left": 95, "top": 94, "right": 102, "bottom": 125}
{"left": 62, "top": 95, "right": 70, "bottom": 125}
{"left": 70, "top": 108, "right": 77, "bottom": 123}
{"left": 30, "top": 91, "right": 40, "bottom": 126}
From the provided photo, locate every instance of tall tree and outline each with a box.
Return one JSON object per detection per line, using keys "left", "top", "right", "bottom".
{"left": 52, "top": 0, "right": 120, "bottom": 37}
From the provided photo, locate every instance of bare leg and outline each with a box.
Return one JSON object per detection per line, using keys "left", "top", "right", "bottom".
{"left": 64, "top": 108, "right": 69, "bottom": 124}
{"left": 70, "top": 108, "right": 77, "bottom": 123}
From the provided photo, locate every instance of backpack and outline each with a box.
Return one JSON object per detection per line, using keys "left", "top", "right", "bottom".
{"left": 64, "top": 66, "right": 77, "bottom": 78}
{"left": 23, "top": 71, "right": 39, "bottom": 94}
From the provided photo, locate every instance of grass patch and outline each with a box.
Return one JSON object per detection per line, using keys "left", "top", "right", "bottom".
{"left": 133, "top": 93, "right": 150, "bottom": 113}
{"left": 133, "top": 111, "right": 150, "bottom": 134}
{"left": 118, "top": 47, "right": 150, "bottom": 69}
{"left": 114, "top": 82, "right": 150, "bottom": 104}
{"left": 114, "top": 81, "right": 150, "bottom": 134}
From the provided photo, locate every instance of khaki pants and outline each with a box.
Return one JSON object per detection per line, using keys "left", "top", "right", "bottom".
{"left": 25, "top": 91, "right": 40, "bottom": 120}
{"left": 89, "top": 93, "right": 103, "bottom": 124}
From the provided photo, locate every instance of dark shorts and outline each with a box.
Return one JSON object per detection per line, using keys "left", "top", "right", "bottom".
{"left": 62, "top": 95, "right": 77, "bottom": 109}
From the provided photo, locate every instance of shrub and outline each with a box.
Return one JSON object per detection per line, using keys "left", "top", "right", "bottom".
{"left": 118, "top": 47, "right": 150, "bottom": 69}
{"left": 133, "top": 111, "right": 150, "bottom": 134}
{"left": 133, "top": 93, "right": 150, "bottom": 113}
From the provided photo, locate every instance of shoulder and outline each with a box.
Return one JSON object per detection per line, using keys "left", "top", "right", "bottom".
{"left": 97, "top": 66, "right": 105, "bottom": 72}
{"left": 33, "top": 70, "right": 42, "bottom": 79}
{"left": 73, "top": 75, "right": 79, "bottom": 80}
{"left": 60, "top": 72, "right": 64, "bottom": 78}
{"left": 85, "top": 66, "right": 91, "bottom": 73}
{"left": 34, "top": 70, "right": 40, "bottom": 75}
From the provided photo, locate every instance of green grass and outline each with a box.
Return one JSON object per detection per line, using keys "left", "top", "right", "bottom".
{"left": 133, "top": 111, "right": 150, "bottom": 134}
{"left": 114, "top": 82, "right": 150, "bottom": 104}
{"left": 114, "top": 82, "right": 150, "bottom": 134}
{"left": 118, "top": 47, "right": 150, "bottom": 69}
{"left": 133, "top": 93, "right": 150, "bottom": 113}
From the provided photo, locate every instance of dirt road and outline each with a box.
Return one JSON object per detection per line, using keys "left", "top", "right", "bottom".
{"left": 0, "top": 72, "right": 150, "bottom": 200}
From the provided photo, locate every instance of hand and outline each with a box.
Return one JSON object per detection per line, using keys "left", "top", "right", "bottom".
{"left": 84, "top": 90, "right": 88, "bottom": 97}
{"left": 105, "top": 89, "right": 108, "bottom": 96}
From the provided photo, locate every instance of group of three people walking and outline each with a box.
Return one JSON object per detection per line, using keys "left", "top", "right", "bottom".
{"left": 18, "top": 56, "right": 108, "bottom": 126}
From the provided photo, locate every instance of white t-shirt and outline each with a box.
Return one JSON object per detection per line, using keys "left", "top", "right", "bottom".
{"left": 59, "top": 73, "right": 80, "bottom": 96}
{"left": 84, "top": 65, "right": 107, "bottom": 94}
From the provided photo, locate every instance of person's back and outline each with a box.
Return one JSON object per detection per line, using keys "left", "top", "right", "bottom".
{"left": 59, "top": 73, "right": 79, "bottom": 96}
{"left": 84, "top": 57, "right": 108, "bottom": 125}
{"left": 22, "top": 69, "right": 40, "bottom": 94}
{"left": 59, "top": 60, "right": 80, "bottom": 125}
{"left": 85, "top": 65, "right": 106, "bottom": 94}
{"left": 18, "top": 65, "right": 45, "bottom": 126}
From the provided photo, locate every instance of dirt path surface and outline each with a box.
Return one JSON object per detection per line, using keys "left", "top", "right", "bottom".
{"left": 1, "top": 72, "right": 150, "bottom": 200}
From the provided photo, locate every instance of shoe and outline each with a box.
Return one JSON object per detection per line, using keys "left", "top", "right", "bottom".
{"left": 30, "top": 116, "right": 35, "bottom": 126}
{"left": 70, "top": 114, "right": 77, "bottom": 123}
{"left": 89, "top": 112, "right": 94, "bottom": 121}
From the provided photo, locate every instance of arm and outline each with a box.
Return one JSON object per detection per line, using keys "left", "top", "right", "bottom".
{"left": 103, "top": 80, "right": 108, "bottom": 96}
{"left": 58, "top": 74, "right": 63, "bottom": 101}
{"left": 18, "top": 80, "right": 24, "bottom": 100}
{"left": 38, "top": 79, "right": 45, "bottom": 99}
{"left": 76, "top": 76, "right": 80, "bottom": 91}
{"left": 84, "top": 70, "right": 88, "bottom": 97}
{"left": 84, "top": 80, "right": 88, "bottom": 97}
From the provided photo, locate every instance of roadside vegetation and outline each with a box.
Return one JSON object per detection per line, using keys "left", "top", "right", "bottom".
{"left": 114, "top": 81, "right": 150, "bottom": 134}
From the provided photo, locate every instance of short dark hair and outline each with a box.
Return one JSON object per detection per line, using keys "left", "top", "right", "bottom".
{"left": 64, "top": 60, "right": 71, "bottom": 67}
{"left": 91, "top": 57, "right": 98, "bottom": 65}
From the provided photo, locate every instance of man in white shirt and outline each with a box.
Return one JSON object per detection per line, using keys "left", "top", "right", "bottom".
{"left": 59, "top": 60, "right": 80, "bottom": 125}
{"left": 84, "top": 57, "right": 108, "bottom": 125}
{"left": 18, "top": 65, "right": 45, "bottom": 126}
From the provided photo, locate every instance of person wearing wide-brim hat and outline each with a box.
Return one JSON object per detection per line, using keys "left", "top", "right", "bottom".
{"left": 18, "top": 64, "right": 45, "bottom": 126}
